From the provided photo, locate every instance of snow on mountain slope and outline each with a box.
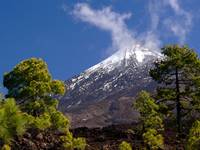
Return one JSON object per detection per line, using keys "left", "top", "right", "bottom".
{"left": 59, "top": 44, "right": 160, "bottom": 128}
{"left": 86, "top": 44, "right": 160, "bottom": 74}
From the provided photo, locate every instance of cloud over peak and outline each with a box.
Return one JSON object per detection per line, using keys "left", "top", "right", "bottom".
{"left": 68, "top": 1, "right": 193, "bottom": 54}
{"left": 73, "top": 3, "right": 135, "bottom": 52}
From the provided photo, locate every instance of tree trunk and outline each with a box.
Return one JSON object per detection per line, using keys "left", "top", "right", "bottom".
{"left": 175, "top": 67, "right": 181, "bottom": 136}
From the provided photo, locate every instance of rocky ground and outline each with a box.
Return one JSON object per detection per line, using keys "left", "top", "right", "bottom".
{"left": 72, "top": 123, "right": 186, "bottom": 150}
{"left": 9, "top": 123, "right": 186, "bottom": 150}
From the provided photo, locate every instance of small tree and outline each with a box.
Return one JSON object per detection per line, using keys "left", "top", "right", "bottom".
{"left": 150, "top": 45, "right": 200, "bottom": 135}
{"left": 134, "top": 91, "right": 164, "bottom": 149}
{"left": 3, "top": 58, "right": 65, "bottom": 116}
{"left": 134, "top": 91, "right": 163, "bottom": 131}
{"left": 119, "top": 141, "right": 132, "bottom": 150}
{"left": 187, "top": 120, "right": 200, "bottom": 149}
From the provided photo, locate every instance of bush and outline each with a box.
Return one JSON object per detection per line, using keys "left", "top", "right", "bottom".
{"left": 187, "top": 120, "right": 200, "bottom": 149}
{"left": 73, "top": 137, "right": 87, "bottom": 150}
{"left": 143, "top": 129, "right": 164, "bottom": 150}
{"left": 60, "top": 131, "right": 86, "bottom": 150}
{"left": 0, "top": 99, "right": 29, "bottom": 144}
{"left": 119, "top": 141, "right": 132, "bottom": 150}
{"left": 1, "top": 144, "right": 11, "bottom": 150}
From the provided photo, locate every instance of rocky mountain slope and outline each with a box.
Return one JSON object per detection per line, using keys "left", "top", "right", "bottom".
{"left": 59, "top": 45, "right": 161, "bottom": 128}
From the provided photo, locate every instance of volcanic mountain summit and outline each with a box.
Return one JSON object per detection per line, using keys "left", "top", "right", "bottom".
{"left": 59, "top": 45, "right": 161, "bottom": 128}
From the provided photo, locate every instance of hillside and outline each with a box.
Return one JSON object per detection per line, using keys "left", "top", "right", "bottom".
{"left": 59, "top": 45, "right": 160, "bottom": 128}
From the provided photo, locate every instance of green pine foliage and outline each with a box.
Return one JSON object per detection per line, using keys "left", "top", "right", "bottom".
{"left": 119, "top": 141, "right": 132, "bottom": 150}
{"left": 134, "top": 91, "right": 164, "bottom": 149}
{"left": 73, "top": 137, "right": 87, "bottom": 150}
{"left": 1, "top": 58, "right": 87, "bottom": 149}
{"left": 150, "top": 45, "right": 200, "bottom": 134}
{"left": 0, "top": 98, "right": 29, "bottom": 144}
{"left": 60, "top": 131, "right": 86, "bottom": 150}
{"left": 187, "top": 120, "right": 200, "bottom": 149}
{"left": 49, "top": 108, "right": 70, "bottom": 132}
{"left": 1, "top": 144, "right": 11, "bottom": 150}
{"left": 31, "top": 113, "right": 52, "bottom": 130}
{"left": 3, "top": 58, "right": 65, "bottom": 116}
{"left": 134, "top": 91, "right": 164, "bottom": 131}
{"left": 143, "top": 129, "right": 164, "bottom": 150}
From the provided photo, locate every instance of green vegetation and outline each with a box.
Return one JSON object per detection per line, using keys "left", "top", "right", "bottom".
{"left": 0, "top": 44, "right": 200, "bottom": 149}
{"left": 60, "top": 131, "right": 86, "bottom": 150}
{"left": 0, "top": 98, "right": 29, "bottom": 144}
{"left": 133, "top": 45, "right": 200, "bottom": 148}
{"left": 150, "top": 45, "right": 200, "bottom": 136}
{"left": 1, "top": 144, "right": 11, "bottom": 150}
{"left": 187, "top": 120, "right": 200, "bottom": 149}
{"left": 0, "top": 58, "right": 86, "bottom": 149}
{"left": 134, "top": 91, "right": 163, "bottom": 131}
{"left": 119, "top": 141, "right": 132, "bottom": 150}
{"left": 142, "top": 129, "right": 164, "bottom": 150}
{"left": 134, "top": 91, "right": 164, "bottom": 149}
{"left": 3, "top": 58, "right": 65, "bottom": 116}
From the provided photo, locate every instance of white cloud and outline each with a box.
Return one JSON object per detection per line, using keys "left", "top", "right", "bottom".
{"left": 71, "top": 3, "right": 161, "bottom": 55}
{"left": 72, "top": 3, "right": 135, "bottom": 52}
{"left": 168, "top": 0, "right": 181, "bottom": 13}
{"left": 148, "top": 0, "right": 193, "bottom": 44}
{"left": 166, "top": 0, "right": 192, "bottom": 44}
{"left": 67, "top": 1, "right": 193, "bottom": 55}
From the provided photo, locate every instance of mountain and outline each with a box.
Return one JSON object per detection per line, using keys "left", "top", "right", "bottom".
{"left": 59, "top": 45, "right": 161, "bottom": 128}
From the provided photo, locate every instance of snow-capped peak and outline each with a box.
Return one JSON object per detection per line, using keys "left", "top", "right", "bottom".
{"left": 86, "top": 44, "right": 160, "bottom": 74}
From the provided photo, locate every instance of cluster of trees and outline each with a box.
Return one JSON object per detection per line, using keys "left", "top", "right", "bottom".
{"left": 0, "top": 58, "right": 86, "bottom": 149}
{"left": 132, "top": 45, "right": 200, "bottom": 149}
{"left": 0, "top": 45, "right": 200, "bottom": 150}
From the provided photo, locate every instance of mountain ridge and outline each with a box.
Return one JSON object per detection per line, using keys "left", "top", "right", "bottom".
{"left": 59, "top": 44, "right": 160, "bottom": 128}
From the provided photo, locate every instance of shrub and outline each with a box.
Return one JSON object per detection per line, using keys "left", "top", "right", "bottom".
{"left": 119, "top": 141, "right": 132, "bottom": 150}
{"left": 143, "top": 129, "right": 164, "bottom": 150}
{"left": 73, "top": 137, "right": 87, "bottom": 150}
{"left": 60, "top": 131, "right": 86, "bottom": 150}
{"left": 187, "top": 120, "right": 200, "bottom": 149}
{"left": 0, "top": 99, "right": 29, "bottom": 144}
{"left": 1, "top": 144, "right": 11, "bottom": 150}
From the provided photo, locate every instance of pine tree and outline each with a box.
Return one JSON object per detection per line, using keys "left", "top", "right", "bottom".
{"left": 2, "top": 58, "right": 86, "bottom": 149}
{"left": 3, "top": 58, "right": 65, "bottom": 116}
{"left": 134, "top": 91, "right": 164, "bottom": 149}
{"left": 134, "top": 91, "right": 163, "bottom": 131}
{"left": 150, "top": 45, "right": 200, "bottom": 136}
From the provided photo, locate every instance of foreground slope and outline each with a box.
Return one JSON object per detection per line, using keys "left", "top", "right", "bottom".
{"left": 59, "top": 45, "right": 160, "bottom": 128}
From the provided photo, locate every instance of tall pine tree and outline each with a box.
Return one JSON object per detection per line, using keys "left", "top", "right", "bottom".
{"left": 150, "top": 45, "right": 200, "bottom": 136}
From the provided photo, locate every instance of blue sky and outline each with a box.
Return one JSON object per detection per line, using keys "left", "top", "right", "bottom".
{"left": 0, "top": 0, "right": 200, "bottom": 92}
